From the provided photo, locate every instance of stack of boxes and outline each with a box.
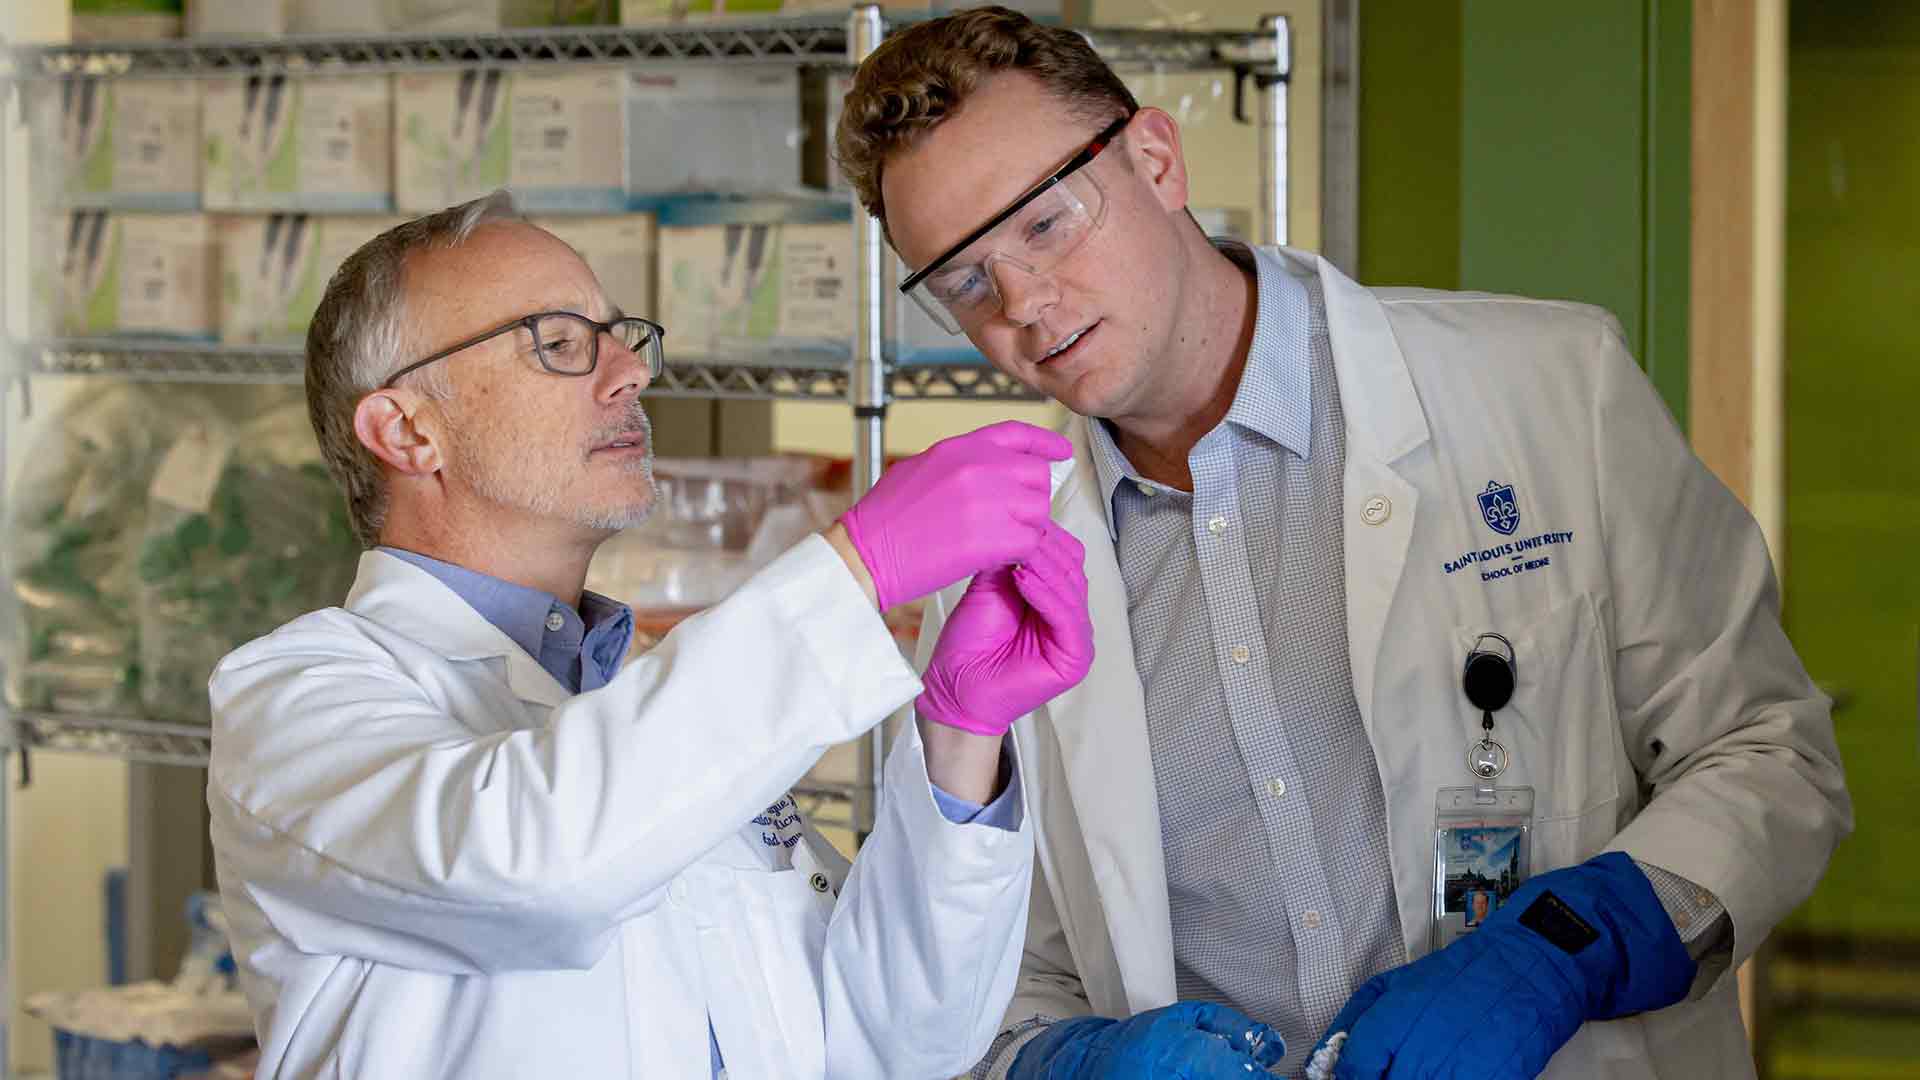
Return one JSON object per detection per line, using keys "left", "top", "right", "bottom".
{"left": 37, "top": 6, "right": 1144, "bottom": 365}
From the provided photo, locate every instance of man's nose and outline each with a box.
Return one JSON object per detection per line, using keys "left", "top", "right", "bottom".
{"left": 595, "top": 331, "right": 651, "bottom": 401}
{"left": 990, "top": 257, "right": 1059, "bottom": 328}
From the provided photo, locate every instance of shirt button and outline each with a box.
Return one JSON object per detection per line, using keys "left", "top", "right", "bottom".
{"left": 809, "top": 873, "right": 831, "bottom": 894}
{"left": 1694, "top": 890, "right": 1715, "bottom": 907}
{"left": 1361, "top": 495, "right": 1392, "bottom": 526}
{"left": 1267, "top": 778, "right": 1286, "bottom": 799}
{"left": 1230, "top": 646, "right": 1251, "bottom": 664}
{"left": 1301, "top": 910, "right": 1323, "bottom": 930}
{"left": 1675, "top": 911, "right": 1694, "bottom": 930}
{"left": 545, "top": 611, "right": 566, "bottom": 632}
{"left": 1136, "top": 481, "right": 1158, "bottom": 496}
{"left": 1207, "top": 515, "right": 1228, "bottom": 535}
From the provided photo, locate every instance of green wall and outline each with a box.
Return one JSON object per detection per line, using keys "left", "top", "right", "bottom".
{"left": 1768, "top": 9, "right": 1920, "bottom": 1077}
{"left": 1358, "top": 0, "right": 1691, "bottom": 423}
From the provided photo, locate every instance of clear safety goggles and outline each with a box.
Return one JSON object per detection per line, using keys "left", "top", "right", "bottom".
{"left": 899, "top": 116, "right": 1126, "bottom": 334}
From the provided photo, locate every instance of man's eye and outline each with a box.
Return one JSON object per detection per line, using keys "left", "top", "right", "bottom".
{"left": 930, "top": 269, "right": 988, "bottom": 305}
{"left": 538, "top": 334, "right": 582, "bottom": 360}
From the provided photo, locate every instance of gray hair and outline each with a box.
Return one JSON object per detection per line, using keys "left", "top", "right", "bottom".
{"left": 305, "top": 190, "right": 524, "bottom": 548}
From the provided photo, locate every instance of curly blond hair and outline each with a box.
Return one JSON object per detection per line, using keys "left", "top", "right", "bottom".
{"left": 835, "top": 5, "right": 1137, "bottom": 228}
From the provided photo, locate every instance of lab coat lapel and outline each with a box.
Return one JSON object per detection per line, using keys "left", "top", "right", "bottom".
{"left": 1041, "top": 429, "right": 1179, "bottom": 1010}
{"left": 346, "top": 551, "right": 572, "bottom": 713}
{"left": 1306, "top": 253, "right": 1432, "bottom": 724}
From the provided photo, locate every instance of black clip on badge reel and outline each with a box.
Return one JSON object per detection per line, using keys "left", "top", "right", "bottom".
{"left": 1462, "top": 633, "right": 1515, "bottom": 781}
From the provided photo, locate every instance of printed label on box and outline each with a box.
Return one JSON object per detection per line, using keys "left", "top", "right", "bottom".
{"left": 397, "top": 70, "right": 625, "bottom": 214}
{"left": 204, "top": 75, "right": 392, "bottom": 211}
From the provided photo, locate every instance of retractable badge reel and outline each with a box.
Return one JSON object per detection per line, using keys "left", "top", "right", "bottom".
{"left": 1463, "top": 633, "right": 1516, "bottom": 785}
{"left": 1429, "top": 632, "right": 1535, "bottom": 950}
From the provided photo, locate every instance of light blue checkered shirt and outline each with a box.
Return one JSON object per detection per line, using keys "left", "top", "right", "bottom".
{"left": 1088, "top": 249, "right": 1404, "bottom": 1076}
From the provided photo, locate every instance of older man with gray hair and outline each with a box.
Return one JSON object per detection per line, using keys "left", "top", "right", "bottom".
{"left": 205, "top": 191, "right": 1097, "bottom": 1078}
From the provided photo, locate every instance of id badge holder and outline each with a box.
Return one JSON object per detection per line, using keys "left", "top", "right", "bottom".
{"left": 1430, "top": 784, "right": 1535, "bottom": 951}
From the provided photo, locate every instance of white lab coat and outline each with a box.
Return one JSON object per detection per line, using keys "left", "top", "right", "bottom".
{"left": 921, "top": 250, "right": 1850, "bottom": 1079}
{"left": 207, "top": 536, "right": 1033, "bottom": 1079}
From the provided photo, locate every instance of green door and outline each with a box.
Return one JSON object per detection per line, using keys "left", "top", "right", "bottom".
{"left": 1358, "top": 0, "right": 1692, "bottom": 419}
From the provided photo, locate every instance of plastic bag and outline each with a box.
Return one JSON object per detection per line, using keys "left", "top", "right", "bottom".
{"left": 135, "top": 403, "right": 360, "bottom": 724}
{"left": 4, "top": 385, "right": 229, "bottom": 714}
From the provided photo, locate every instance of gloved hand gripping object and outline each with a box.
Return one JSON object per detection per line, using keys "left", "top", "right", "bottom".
{"left": 839, "top": 420, "right": 1071, "bottom": 612}
{"left": 1311, "top": 852, "right": 1697, "bottom": 1079}
{"left": 1010, "top": 1001, "right": 1287, "bottom": 1079}
{"left": 917, "top": 523, "right": 1094, "bottom": 737}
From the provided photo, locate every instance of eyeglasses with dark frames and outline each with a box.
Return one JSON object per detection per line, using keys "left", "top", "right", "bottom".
{"left": 381, "top": 311, "right": 666, "bottom": 389}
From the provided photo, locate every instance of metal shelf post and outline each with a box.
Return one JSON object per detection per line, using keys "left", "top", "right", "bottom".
{"left": 847, "top": 3, "right": 887, "bottom": 842}
{"left": 1259, "top": 14, "right": 1292, "bottom": 247}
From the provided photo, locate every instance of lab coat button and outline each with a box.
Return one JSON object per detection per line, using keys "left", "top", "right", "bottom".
{"left": 545, "top": 611, "right": 566, "bottom": 632}
{"left": 809, "top": 873, "right": 831, "bottom": 894}
{"left": 1360, "top": 496, "right": 1391, "bottom": 526}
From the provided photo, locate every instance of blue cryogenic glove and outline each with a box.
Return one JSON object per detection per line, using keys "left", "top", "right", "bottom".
{"left": 1010, "top": 1001, "right": 1286, "bottom": 1079}
{"left": 1313, "top": 852, "right": 1696, "bottom": 1079}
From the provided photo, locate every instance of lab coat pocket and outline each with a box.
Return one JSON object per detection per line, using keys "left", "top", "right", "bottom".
{"left": 1455, "top": 591, "right": 1626, "bottom": 872}
{"left": 703, "top": 867, "right": 832, "bottom": 1080}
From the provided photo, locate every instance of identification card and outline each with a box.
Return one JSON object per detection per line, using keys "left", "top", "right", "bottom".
{"left": 1430, "top": 786, "right": 1535, "bottom": 951}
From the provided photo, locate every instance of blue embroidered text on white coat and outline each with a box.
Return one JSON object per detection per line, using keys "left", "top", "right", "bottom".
{"left": 753, "top": 795, "right": 804, "bottom": 849}
{"left": 1442, "top": 530, "right": 1576, "bottom": 578}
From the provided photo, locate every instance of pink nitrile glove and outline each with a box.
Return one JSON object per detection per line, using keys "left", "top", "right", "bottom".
{"left": 839, "top": 420, "right": 1071, "bottom": 612}
{"left": 917, "top": 523, "right": 1095, "bottom": 737}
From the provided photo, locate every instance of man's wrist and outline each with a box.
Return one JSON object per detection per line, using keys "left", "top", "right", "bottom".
{"left": 822, "top": 522, "right": 879, "bottom": 609}
{"left": 918, "top": 715, "right": 1005, "bottom": 804}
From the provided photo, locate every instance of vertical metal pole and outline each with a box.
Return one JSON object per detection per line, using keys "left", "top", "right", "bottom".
{"left": 1321, "top": 0, "right": 1361, "bottom": 274}
{"left": 1257, "top": 14, "right": 1292, "bottom": 248}
{"left": 847, "top": 4, "right": 887, "bottom": 845}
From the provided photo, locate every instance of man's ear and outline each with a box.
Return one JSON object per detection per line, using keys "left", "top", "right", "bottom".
{"left": 353, "top": 390, "right": 441, "bottom": 477}
{"left": 1121, "top": 106, "right": 1191, "bottom": 215}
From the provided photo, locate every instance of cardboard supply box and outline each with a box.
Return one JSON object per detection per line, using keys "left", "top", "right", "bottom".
{"left": 188, "top": 0, "right": 292, "bottom": 36}
{"left": 216, "top": 214, "right": 405, "bottom": 344}
{"left": 656, "top": 199, "right": 982, "bottom": 366}
{"left": 49, "top": 212, "right": 217, "bottom": 339}
{"left": 203, "top": 75, "right": 393, "bottom": 212}
{"left": 625, "top": 68, "right": 800, "bottom": 202}
{"left": 628, "top": 1, "right": 1074, "bottom": 20}
{"left": 658, "top": 219, "right": 847, "bottom": 360}
{"left": 33, "top": 78, "right": 200, "bottom": 210}
{"left": 531, "top": 215, "right": 659, "bottom": 321}
{"left": 72, "top": 0, "right": 184, "bottom": 41}
{"left": 396, "top": 69, "right": 628, "bottom": 214}
{"left": 282, "top": 0, "right": 610, "bottom": 32}
{"left": 621, "top": 0, "right": 779, "bottom": 21}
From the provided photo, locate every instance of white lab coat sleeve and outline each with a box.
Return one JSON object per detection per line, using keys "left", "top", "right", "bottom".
{"left": 914, "top": 584, "right": 1095, "bottom": 1077}
{"left": 1001, "top": 863, "right": 1097, "bottom": 1027}
{"left": 818, "top": 719, "right": 1033, "bottom": 1078}
{"left": 207, "top": 535, "right": 920, "bottom": 976}
{"left": 1588, "top": 315, "right": 1853, "bottom": 973}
